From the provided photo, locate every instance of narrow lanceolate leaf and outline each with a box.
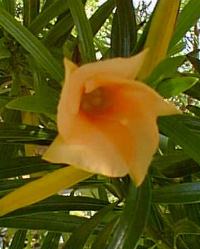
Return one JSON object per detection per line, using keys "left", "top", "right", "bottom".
{"left": 138, "top": 0, "right": 180, "bottom": 80}
{"left": 0, "top": 110, "right": 22, "bottom": 161}
{"left": 153, "top": 183, "right": 200, "bottom": 204}
{"left": 9, "top": 230, "right": 27, "bottom": 249}
{"left": 111, "top": 0, "right": 137, "bottom": 57}
{"left": 29, "top": 0, "right": 69, "bottom": 34}
{"left": 0, "top": 7, "right": 63, "bottom": 82}
{"left": 159, "top": 115, "right": 200, "bottom": 165}
{"left": 1, "top": 0, "right": 15, "bottom": 15}
{"left": 40, "top": 232, "right": 61, "bottom": 249}
{"left": 43, "top": 13, "right": 74, "bottom": 47}
{"left": 23, "top": 0, "right": 40, "bottom": 26}
{"left": 0, "top": 213, "right": 87, "bottom": 232}
{"left": 152, "top": 151, "right": 190, "bottom": 170}
{"left": 187, "top": 105, "right": 200, "bottom": 117}
{"left": 170, "top": 0, "right": 200, "bottom": 49}
{"left": 0, "top": 97, "right": 12, "bottom": 109}
{"left": 107, "top": 178, "right": 151, "bottom": 249}
{"left": 168, "top": 40, "right": 185, "bottom": 56}
{"left": 90, "top": 0, "right": 115, "bottom": 36}
{"left": 174, "top": 219, "right": 200, "bottom": 247}
{"left": 187, "top": 53, "right": 200, "bottom": 73}
{"left": 0, "top": 166, "right": 92, "bottom": 216}
{"left": 68, "top": 0, "right": 96, "bottom": 62}
{"left": 11, "top": 196, "right": 110, "bottom": 216}
{"left": 186, "top": 82, "right": 200, "bottom": 100}
{"left": 91, "top": 218, "right": 119, "bottom": 249}
{"left": 0, "top": 156, "right": 60, "bottom": 179}
{"left": 63, "top": 203, "right": 117, "bottom": 249}
{"left": 0, "top": 123, "right": 56, "bottom": 144}
{"left": 153, "top": 153, "right": 199, "bottom": 178}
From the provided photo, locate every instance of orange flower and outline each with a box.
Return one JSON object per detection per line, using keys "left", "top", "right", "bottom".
{"left": 43, "top": 51, "right": 180, "bottom": 186}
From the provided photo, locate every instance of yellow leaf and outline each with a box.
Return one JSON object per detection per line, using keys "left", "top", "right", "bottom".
{"left": 0, "top": 166, "right": 92, "bottom": 216}
{"left": 138, "top": 0, "right": 180, "bottom": 80}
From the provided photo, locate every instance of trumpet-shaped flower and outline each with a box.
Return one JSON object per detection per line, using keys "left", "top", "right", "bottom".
{"left": 43, "top": 51, "right": 180, "bottom": 186}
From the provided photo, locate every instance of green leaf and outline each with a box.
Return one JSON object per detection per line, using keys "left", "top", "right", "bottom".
{"left": 111, "top": 0, "right": 137, "bottom": 57}
{"left": 91, "top": 218, "right": 119, "bottom": 249}
{"left": 68, "top": 0, "right": 96, "bottom": 63}
{"left": 187, "top": 105, "right": 200, "bottom": 116}
{"left": 9, "top": 230, "right": 27, "bottom": 249}
{"left": 133, "top": 11, "right": 153, "bottom": 54}
{"left": 0, "top": 156, "right": 60, "bottom": 179}
{"left": 63, "top": 0, "right": 115, "bottom": 60}
{"left": 7, "top": 83, "right": 59, "bottom": 119}
{"left": 43, "top": 13, "right": 74, "bottom": 47}
{"left": 0, "top": 110, "right": 22, "bottom": 160}
{"left": 0, "top": 178, "right": 31, "bottom": 193}
{"left": 146, "top": 56, "right": 186, "bottom": 88}
{"left": 170, "top": 0, "right": 200, "bottom": 48}
{"left": 28, "top": 0, "right": 69, "bottom": 34}
{"left": 156, "top": 77, "right": 198, "bottom": 98}
{"left": 174, "top": 219, "right": 200, "bottom": 247}
{"left": 0, "top": 123, "right": 56, "bottom": 145}
{"left": 186, "top": 83, "right": 200, "bottom": 100}
{"left": 106, "top": 178, "right": 151, "bottom": 249}
{"left": 63, "top": 203, "right": 117, "bottom": 249}
{"left": 158, "top": 158, "right": 199, "bottom": 178}
{"left": 138, "top": 0, "right": 180, "bottom": 80}
{"left": 153, "top": 183, "right": 200, "bottom": 204}
{"left": 1, "top": 0, "right": 15, "bottom": 15}
{"left": 187, "top": 51, "right": 200, "bottom": 73}
{"left": 159, "top": 115, "right": 200, "bottom": 165}
{"left": 11, "top": 196, "right": 111, "bottom": 216}
{"left": 153, "top": 150, "right": 190, "bottom": 169}
{"left": 90, "top": 0, "right": 115, "bottom": 36}
{"left": 168, "top": 40, "right": 185, "bottom": 56}
{"left": 185, "top": 204, "right": 200, "bottom": 227}
{"left": 0, "top": 46, "right": 11, "bottom": 59}
{"left": 0, "top": 213, "right": 87, "bottom": 233}
{"left": 7, "top": 95, "right": 57, "bottom": 119}
{"left": 184, "top": 115, "right": 200, "bottom": 131}
{"left": 23, "top": 0, "right": 40, "bottom": 26}
{"left": 40, "top": 232, "right": 61, "bottom": 249}
{"left": 0, "top": 7, "right": 63, "bottom": 82}
{"left": 0, "top": 96, "right": 12, "bottom": 109}
{"left": 152, "top": 151, "right": 200, "bottom": 179}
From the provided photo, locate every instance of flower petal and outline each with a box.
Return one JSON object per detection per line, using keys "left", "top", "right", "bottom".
{"left": 59, "top": 50, "right": 147, "bottom": 114}
{"left": 73, "top": 49, "right": 148, "bottom": 82}
{"left": 43, "top": 115, "right": 129, "bottom": 177}
{"left": 127, "top": 116, "right": 159, "bottom": 186}
{"left": 63, "top": 57, "right": 78, "bottom": 81}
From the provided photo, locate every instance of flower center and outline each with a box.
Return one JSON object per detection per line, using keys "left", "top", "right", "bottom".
{"left": 80, "top": 87, "right": 109, "bottom": 114}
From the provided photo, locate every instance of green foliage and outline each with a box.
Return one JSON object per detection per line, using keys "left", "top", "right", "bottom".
{"left": 156, "top": 76, "right": 198, "bottom": 98}
{"left": 170, "top": 0, "right": 200, "bottom": 48}
{"left": 9, "top": 230, "right": 27, "bottom": 249}
{"left": 111, "top": 0, "right": 137, "bottom": 57}
{"left": 0, "top": 6, "right": 63, "bottom": 82}
{"left": 105, "top": 179, "right": 151, "bottom": 249}
{"left": 0, "top": 0, "right": 200, "bottom": 248}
